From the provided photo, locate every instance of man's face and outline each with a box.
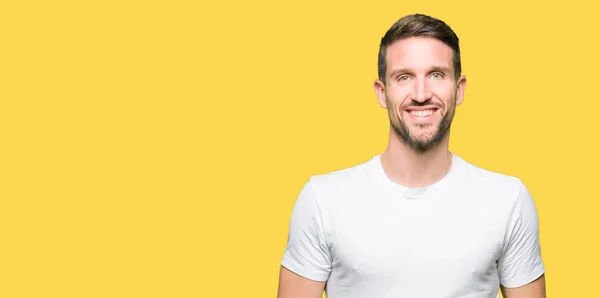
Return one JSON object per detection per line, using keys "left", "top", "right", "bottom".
{"left": 375, "top": 36, "right": 466, "bottom": 152}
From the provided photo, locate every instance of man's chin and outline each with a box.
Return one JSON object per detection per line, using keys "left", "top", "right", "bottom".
{"left": 408, "top": 131, "right": 437, "bottom": 143}
{"left": 406, "top": 130, "right": 446, "bottom": 151}
{"left": 391, "top": 121, "right": 449, "bottom": 151}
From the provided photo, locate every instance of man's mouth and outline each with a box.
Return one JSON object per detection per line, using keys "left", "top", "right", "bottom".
{"left": 405, "top": 106, "right": 440, "bottom": 118}
{"left": 409, "top": 109, "right": 436, "bottom": 117}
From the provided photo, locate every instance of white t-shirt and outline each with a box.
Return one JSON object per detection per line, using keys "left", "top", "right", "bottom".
{"left": 281, "top": 152, "right": 544, "bottom": 298}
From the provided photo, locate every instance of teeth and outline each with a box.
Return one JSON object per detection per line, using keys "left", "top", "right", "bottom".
{"left": 410, "top": 109, "right": 435, "bottom": 117}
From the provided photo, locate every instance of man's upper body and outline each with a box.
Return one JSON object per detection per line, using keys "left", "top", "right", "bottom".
{"left": 278, "top": 152, "right": 545, "bottom": 298}
{"left": 277, "top": 13, "right": 546, "bottom": 298}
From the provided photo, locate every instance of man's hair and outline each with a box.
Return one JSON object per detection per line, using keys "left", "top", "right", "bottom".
{"left": 378, "top": 14, "right": 462, "bottom": 82}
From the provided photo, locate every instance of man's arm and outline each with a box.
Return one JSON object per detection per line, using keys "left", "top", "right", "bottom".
{"left": 277, "top": 266, "right": 326, "bottom": 298}
{"left": 501, "top": 273, "right": 546, "bottom": 298}
{"left": 498, "top": 182, "right": 546, "bottom": 296}
{"left": 278, "top": 179, "right": 331, "bottom": 297}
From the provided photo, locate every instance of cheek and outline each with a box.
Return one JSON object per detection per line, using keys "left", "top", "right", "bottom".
{"left": 432, "top": 91, "right": 455, "bottom": 110}
{"left": 386, "top": 89, "right": 410, "bottom": 111}
{"left": 390, "top": 100, "right": 404, "bottom": 118}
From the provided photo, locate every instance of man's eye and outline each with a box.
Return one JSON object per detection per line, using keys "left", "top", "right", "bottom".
{"left": 431, "top": 72, "right": 443, "bottom": 79}
{"left": 398, "top": 75, "right": 409, "bottom": 81}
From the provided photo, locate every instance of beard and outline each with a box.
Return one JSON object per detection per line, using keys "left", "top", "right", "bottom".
{"left": 388, "top": 98, "right": 456, "bottom": 153}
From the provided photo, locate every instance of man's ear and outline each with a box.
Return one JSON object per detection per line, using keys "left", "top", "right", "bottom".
{"left": 374, "top": 79, "right": 388, "bottom": 109}
{"left": 455, "top": 75, "right": 467, "bottom": 106}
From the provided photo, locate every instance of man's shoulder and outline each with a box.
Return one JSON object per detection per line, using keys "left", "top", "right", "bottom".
{"left": 460, "top": 156, "right": 522, "bottom": 184}
{"left": 457, "top": 154, "right": 525, "bottom": 200}
{"left": 307, "top": 155, "right": 378, "bottom": 193}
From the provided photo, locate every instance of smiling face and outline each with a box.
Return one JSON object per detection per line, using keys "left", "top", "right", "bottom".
{"left": 374, "top": 36, "right": 466, "bottom": 153}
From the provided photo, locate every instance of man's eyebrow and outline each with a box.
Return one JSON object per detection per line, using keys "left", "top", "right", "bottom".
{"left": 430, "top": 66, "right": 452, "bottom": 74}
{"left": 388, "top": 68, "right": 411, "bottom": 78}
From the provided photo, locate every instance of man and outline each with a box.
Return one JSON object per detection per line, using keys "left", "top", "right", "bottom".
{"left": 277, "top": 13, "right": 546, "bottom": 298}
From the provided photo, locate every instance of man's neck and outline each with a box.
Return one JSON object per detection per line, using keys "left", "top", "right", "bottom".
{"left": 380, "top": 129, "right": 453, "bottom": 188}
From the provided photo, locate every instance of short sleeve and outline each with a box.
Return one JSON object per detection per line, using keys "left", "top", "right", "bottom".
{"left": 281, "top": 179, "right": 332, "bottom": 282}
{"left": 498, "top": 182, "right": 545, "bottom": 288}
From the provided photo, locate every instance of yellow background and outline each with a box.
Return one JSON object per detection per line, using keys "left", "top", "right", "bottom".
{"left": 1, "top": 0, "right": 598, "bottom": 297}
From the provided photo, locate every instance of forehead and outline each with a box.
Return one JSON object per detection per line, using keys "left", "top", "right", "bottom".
{"left": 386, "top": 36, "right": 454, "bottom": 73}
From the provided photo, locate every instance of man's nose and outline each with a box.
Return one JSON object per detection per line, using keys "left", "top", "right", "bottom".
{"left": 411, "top": 79, "right": 432, "bottom": 102}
